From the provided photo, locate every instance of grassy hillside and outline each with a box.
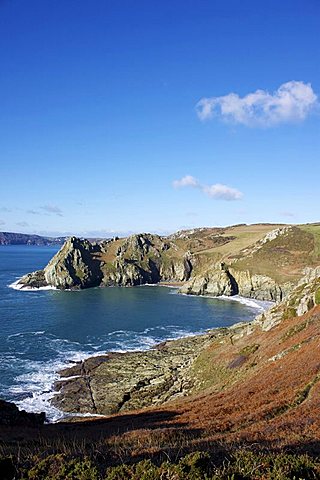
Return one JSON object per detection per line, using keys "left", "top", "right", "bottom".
{"left": 2, "top": 302, "right": 320, "bottom": 477}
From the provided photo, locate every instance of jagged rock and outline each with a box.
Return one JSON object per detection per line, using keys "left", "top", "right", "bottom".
{"left": 254, "top": 266, "right": 320, "bottom": 331}
{"left": 180, "top": 263, "right": 237, "bottom": 296}
{"left": 18, "top": 270, "right": 48, "bottom": 289}
{"left": 43, "top": 237, "right": 103, "bottom": 289}
{"left": 15, "top": 224, "right": 320, "bottom": 303}
{"left": 52, "top": 333, "right": 217, "bottom": 415}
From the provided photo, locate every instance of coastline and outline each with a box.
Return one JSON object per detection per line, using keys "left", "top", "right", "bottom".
{"left": 6, "top": 279, "right": 272, "bottom": 422}
{"left": 50, "top": 313, "right": 262, "bottom": 421}
{"left": 51, "top": 329, "right": 226, "bottom": 418}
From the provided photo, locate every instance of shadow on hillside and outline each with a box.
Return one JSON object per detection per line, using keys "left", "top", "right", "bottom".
{"left": 0, "top": 408, "right": 201, "bottom": 443}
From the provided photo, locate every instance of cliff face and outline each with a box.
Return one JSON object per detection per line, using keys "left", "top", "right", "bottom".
{"left": 44, "top": 237, "right": 103, "bottom": 289}
{"left": 16, "top": 224, "right": 320, "bottom": 303}
{"left": 18, "top": 233, "right": 193, "bottom": 290}
{"left": 180, "top": 264, "right": 291, "bottom": 302}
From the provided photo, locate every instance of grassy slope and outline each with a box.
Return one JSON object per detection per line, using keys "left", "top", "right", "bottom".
{"left": 177, "top": 224, "right": 320, "bottom": 284}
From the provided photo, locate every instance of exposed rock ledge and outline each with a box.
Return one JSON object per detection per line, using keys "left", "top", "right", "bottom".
{"left": 52, "top": 332, "right": 220, "bottom": 415}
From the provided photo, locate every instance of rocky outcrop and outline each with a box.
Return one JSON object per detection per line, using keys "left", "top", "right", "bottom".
{"left": 254, "top": 266, "right": 320, "bottom": 331}
{"left": 0, "top": 399, "right": 45, "bottom": 426}
{"left": 43, "top": 237, "right": 103, "bottom": 289}
{"left": 179, "top": 263, "right": 238, "bottom": 296}
{"left": 52, "top": 332, "right": 217, "bottom": 415}
{"left": 18, "top": 236, "right": 104, "bottom": 289}
{"left": 17, "top": 234, "right": 194, "bottom": 290}
{"left": 15, "top": 224, "right": 320, "bottom": 302}
{"left": 180, "top": 263, "right": 291, "bottom": 302}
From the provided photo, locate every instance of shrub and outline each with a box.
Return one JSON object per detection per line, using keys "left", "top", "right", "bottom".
{"left": 24, "top": 454, "right": 99, "bottom": 480}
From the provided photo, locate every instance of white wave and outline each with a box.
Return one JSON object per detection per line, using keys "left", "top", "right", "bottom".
{"left": 3, "top": 289, "right": 268, "bottom": 423}
{"left": 8, "top": 331, "right": 45, "bottom": 339}
{"left": 11, "top": 349, "right": 109, "bottom": 422}
{"left": 217, "top": 295, "right": 273, "bottom": 311}
{"left": 8, "top": 280, "right": 57, "bottom": 291}
{"left": 180, "top": 292, "right": 272, "bottom": 311}
{"left": 160, "top": 284, "right": 181, "bottom": 289}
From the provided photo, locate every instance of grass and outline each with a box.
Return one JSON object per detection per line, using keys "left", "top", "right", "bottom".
{"left": 231, "top": 226, "right": 316, "bottom": 284}
{"left": 299, "top": 224, "right": 320, "bottom": 260}
{"left": 239, "top": 344, "right": 260, "bottom": 357}
{"left": 4, "top": 449, "right": 320, "bottom": 479}
{"left": 315, "top": 288, "right": 320, "bottom": 305}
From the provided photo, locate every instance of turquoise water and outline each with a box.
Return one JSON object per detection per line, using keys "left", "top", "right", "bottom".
{"left": 0, "top": 245, "right": 267, "bottom": 421}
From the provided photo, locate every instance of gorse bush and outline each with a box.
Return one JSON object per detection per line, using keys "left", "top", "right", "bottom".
{"left": 20, "top": 454, "right": 99, "bottom": 480}
{"left": 2, "top": 449, "right": 320, "bottom": 479}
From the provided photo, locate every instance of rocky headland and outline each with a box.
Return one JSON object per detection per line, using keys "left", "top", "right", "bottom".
{"left": 15, "top": 223, "right": 320, "bottom": 302}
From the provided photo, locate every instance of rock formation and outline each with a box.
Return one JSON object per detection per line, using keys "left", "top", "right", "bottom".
{"left": 52, "top": 333, "right": 216, "bottom": 415}
{"left": 16, "top": 224, "right": 320, "bottom": 304}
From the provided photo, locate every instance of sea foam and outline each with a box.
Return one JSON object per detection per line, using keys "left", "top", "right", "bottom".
{"left": 9, "top": 280, "right": 57, "bottom": 291}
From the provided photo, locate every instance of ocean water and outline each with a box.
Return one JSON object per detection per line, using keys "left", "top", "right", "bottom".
{"left": 0, "top": 245, "right": 269, "bottom": 422}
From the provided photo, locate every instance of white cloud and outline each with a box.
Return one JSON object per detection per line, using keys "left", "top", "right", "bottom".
{"left": 0, "top": 220, "right": 5, "bottom": 226}
{"left": 203, "top": 183, "right": 243, "bottom": 200}
{"left": 196, "top": 81, "right": 318, "bottom": 127}
{"left": 173, "top": 175, "right": 199, "bottom": 188}
{"left": 173, "top": 175, "right": 243, "bottom": 201}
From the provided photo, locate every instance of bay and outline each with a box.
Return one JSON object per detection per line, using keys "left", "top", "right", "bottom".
{"left": 0, "top": 245, "right": 267, "bottom": 421}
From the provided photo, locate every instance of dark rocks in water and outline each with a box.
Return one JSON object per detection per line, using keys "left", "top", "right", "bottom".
{"left": 18, "top": 270, "right": 48, "bottom": 289}
{"left": 0, "top": 399, "right": 45, "bottom": 426}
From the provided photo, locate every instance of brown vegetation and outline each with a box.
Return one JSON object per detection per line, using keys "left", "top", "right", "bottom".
{"left": 2, "top": 306, "right": 320, "bottom": 470}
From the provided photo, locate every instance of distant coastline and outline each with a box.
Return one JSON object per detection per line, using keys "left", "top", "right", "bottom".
{"left": 0, "top": 231, "right": 66, "bottom": 246}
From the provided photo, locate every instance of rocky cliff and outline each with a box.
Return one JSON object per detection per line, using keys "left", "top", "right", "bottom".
{"left": 16, "top": 224, "right": 320, "bottom": 303}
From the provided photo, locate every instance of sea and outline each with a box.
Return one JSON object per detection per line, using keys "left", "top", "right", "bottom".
{"left": 0, "top": 245, "right": 271, "bottom": 422}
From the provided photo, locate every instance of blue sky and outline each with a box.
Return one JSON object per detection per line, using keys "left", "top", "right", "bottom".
{"left": 0, "top": 0, "right": 319, "bottom": 237}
